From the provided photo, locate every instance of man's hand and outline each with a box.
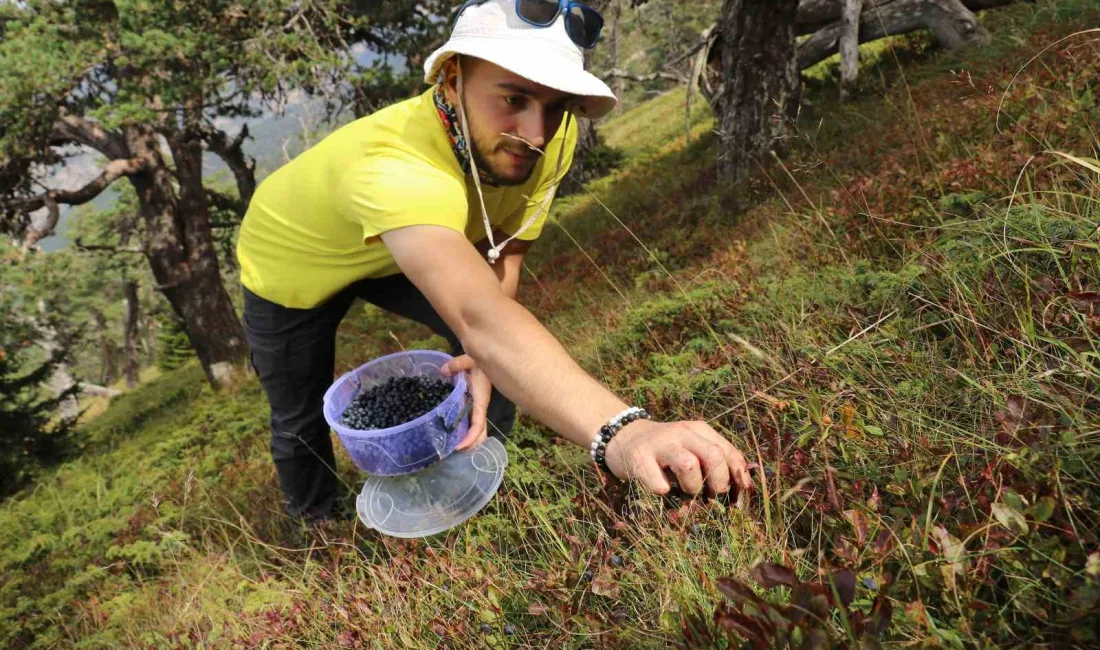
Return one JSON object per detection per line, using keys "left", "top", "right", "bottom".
{"left": 604, "top": 419, "right": 753, "bottom": 497}
{"left": 441, "top": 354, "right": 490, "bottom": 451}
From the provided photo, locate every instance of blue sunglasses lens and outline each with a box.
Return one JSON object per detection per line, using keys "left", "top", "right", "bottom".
{"left": 517, "top": 0, "right": 561, "bottom": 25}
{"left": 564, "top": 4, "right": 602, "bottom": 48}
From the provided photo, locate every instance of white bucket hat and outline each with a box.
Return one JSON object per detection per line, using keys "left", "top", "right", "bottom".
{"left": 423, "top": 0, "right": 618, "bottom": 120}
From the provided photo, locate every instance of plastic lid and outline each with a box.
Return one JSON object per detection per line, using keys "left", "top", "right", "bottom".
{"left": 355, "top": 437, "right": 508, "bottom": 538}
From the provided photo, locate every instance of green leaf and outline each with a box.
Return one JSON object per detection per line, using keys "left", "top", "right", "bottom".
{"left": 992, "top": 502, "right": 1029, "bottom": 536}
{"left": 1003, "top": 490, "right": 1027, "bottom": 512}
{"left": 1029, "top": 496, "right": 1056, "bottom": 523}
{"left": 863, "top": 425, "right": 884, "bottom": 437}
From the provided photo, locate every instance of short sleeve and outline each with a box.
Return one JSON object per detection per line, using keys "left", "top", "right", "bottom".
{"left": 335, "top": 155, "right": 469, "bottom": 242}
{"left": 497, "top": 118, "right": 577, "bottom": 242}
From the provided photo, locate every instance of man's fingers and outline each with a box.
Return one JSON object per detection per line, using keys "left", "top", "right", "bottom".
{"left": 455, "top": 407, "right": 486, "bottom": 450}
{"left": 657, "top": 445, "right": 704, "bottom": 495}
{"left": 728, "top": 447, "right": 753, "bottom": 492}
{"left": 441, "top": 354, "right": 475, "bottom": 377}
{"left": 625, "top": 447, "right": 671, "bottom": 495}
{"left": 680, "top": 432, "right": 731, "bottom": 495}
{"left": 688, "top": 422, "right": 754, "bottom": 493}
{"left": 455, "top": 418, "right": 485, "bottom": 450}
{"left": 455, "top": 375, "right": 489, "bottom": 450}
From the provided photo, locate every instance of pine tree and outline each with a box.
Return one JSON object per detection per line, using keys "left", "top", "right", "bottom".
{"left": 156, "top": 315, "right": 196, "bottom": 373}
{"left": 0, "top": 313, "right": 77, "bottom": 497}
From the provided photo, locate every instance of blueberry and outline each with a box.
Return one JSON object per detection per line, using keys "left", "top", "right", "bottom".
{"left": 504, "top": 624, "right": 516, "bottom": 636}
{"left": 340, "top": 374, "right": 453, "bottom": 431}
{"left": 610, "top": 555, "right": 624, "bottom": 568}
{"left": 479, "top": 623, "right": 492, "bottom": 634}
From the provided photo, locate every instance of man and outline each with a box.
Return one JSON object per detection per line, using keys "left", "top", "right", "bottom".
{"left": 237, "top": 0, "right": 753, "bottom": 523}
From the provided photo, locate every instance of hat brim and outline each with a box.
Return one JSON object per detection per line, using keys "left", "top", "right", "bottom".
{"left": 424, "top": 38, "right": 618, "bottom": 120}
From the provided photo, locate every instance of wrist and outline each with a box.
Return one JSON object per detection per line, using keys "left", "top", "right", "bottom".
{"left": 603, "top": 418, "right": 649, "bottom": 478}
{"left": 590, "top": 407, "right": 650, "bottom": 476}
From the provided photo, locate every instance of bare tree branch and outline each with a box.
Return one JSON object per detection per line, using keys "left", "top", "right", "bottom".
{"left": 201, "top": 123, "right": 257, "bottom": 215}
{"left": 794, "top": 0, "right": 1024, "bottom": 35}
{"left": 601, "top": 68, "right": 686, "bottom": 84}
{"left": 663, "top": 24, "right": 720, "bottom": 71}
{"left": 797, "top": 0, "right": 995, "bottom": 70}
{"left": 5, "top": 157, "right": 147, "bottom": 252}
{"left": 48, "top": 115, "right": 129, "bottom": 159}
{"left": 77, "top": 382, "right": 122, "bottom": 398}
{"left": 72, "top": 236, "right": 145, "bottom": 255}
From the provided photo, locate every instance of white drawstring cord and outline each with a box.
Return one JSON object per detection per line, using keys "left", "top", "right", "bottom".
{"left": 455, "top": 60, "right": 571, "bottom": 264}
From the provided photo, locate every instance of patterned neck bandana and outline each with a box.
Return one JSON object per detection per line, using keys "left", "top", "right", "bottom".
{"left": 433, "top": 83, "right": 495, "bottom": 185}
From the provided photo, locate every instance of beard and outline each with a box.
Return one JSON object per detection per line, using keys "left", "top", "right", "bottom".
{"left": 469, "top": 134, "right": 540, "bottom": 187}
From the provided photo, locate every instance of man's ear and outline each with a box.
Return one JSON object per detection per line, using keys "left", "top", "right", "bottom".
{"left": 441, "top": 56, "right": 460, "bottom": 105}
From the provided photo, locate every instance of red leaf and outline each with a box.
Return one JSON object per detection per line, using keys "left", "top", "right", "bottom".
{"left": 526, "top": 603, "right": 548, "bottom": 616}
{"left": 994, "top": 395, "right": 1028, "bottom": 437}
{"left": 790, "top": 581, "right": 830, "bottom": 623}
{"left": 801, "top": 627, "right": 830, "bottom": 650}
{"left": 716, "top": 577, "right": 768, "bottom": 608}
{"left": 844, "top": 509, "right": 869, "bottom": 546}
{"left": 904, "top": 601, "right": 930, "bottom": 629}
{"left": 866, "top": 594, "right": 894, "bottom": 636}
{"left": 591, "top": 569, "right": 620, "bottom": 598}
{"left": 828, "top": 568, "right": 856, "bottom": 607}
{"left": 1068, "top": 291, "right": 1100, "bottom": 309}
{"left": 833, "top": 537, "right": 860, "bottom": 565}
{"left": 872, "top": 529, "right": 896, "bottom": 559}
{"left": 867, "top": 485, "right": 881, "bottom": 513}
{"left": 714, "top": 607, "right": 771, "bottom": 646}
{"left": 751, "top": 562, "right": 797, "bottom": 588}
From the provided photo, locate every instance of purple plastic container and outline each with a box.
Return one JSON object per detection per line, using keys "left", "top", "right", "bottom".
{"left": 322, "top": 350, "right": 471, "bottom": 476}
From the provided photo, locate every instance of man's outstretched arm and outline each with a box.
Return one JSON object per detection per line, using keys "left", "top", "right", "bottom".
{"left": 475, "top": 231, "right": 529, "bottom": 299}
{"left": 448, "top": 234, "right": 530, "bottom": 450}
{"left": 381, "top": 225, "right": 752, "bottom": 496}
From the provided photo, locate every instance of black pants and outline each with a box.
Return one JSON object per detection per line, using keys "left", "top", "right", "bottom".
{"left": 242, "top": 274, "right": 517, "bottom": 522}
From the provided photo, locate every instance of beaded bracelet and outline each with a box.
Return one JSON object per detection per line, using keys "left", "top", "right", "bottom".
{"left": 590, "top": 406, "right": 651, "bottom": 474}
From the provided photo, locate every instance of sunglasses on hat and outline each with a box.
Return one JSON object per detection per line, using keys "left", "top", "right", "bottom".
{"left": 453, "top": 0, "right": 604, "bottom": 49}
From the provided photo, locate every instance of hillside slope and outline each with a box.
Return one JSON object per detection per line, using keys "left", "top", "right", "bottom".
{"left": 3, "top": 2, "right": 1098, "bottom": 648}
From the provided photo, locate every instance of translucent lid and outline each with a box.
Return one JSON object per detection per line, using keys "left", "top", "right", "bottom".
{"left": 355, "top": 437, "right": 508, "bottom": 538}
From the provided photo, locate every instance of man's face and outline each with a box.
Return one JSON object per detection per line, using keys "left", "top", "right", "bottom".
{"left": 443, "top": 57, "right": 574, "bottom": 186}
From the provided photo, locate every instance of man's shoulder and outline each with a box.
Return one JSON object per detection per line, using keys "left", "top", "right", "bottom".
{"left": 328, "top": 89, "right": 460, "bottom": 179}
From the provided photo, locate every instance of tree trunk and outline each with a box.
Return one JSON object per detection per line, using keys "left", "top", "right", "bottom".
{"left": 839, "top": 0, "right": 865, "bottom": 100}
{"left": 35, "top": 299, "right": 80, "bottom": 420}
{"left": 611, "top": 0, "right": 623, "bottom": 113}
{"left": 91, "top": 308, "right": 115, "bottom": 386}
{"left": 714, "top": 0, "right": 802, "bottom": 184}
{"left": 141, "top": 311, "right": 156, "bottom": 365}
{"left": 122, "top": 276, "right": 141, "bottom": 388}
{"left": 798, "top": 0, "right": 990, "bottom": 69}
{"left": 124, "top": 123, "right": 248, "bottom": 389}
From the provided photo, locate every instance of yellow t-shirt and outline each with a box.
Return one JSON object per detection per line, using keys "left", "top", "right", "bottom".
{"left": 237, "top": 86, "right": 576, "bottom": 309}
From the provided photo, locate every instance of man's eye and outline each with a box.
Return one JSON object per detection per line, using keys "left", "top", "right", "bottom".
{"left": 504, "top": 95, "right": 525, "bottom": 107}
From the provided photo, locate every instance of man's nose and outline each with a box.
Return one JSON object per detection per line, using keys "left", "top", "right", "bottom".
{"left": 514, "top": 107, "right": 548, "bottom": 151}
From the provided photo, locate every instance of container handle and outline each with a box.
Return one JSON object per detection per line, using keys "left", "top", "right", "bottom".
{"left": 439, "top": 389, "right": 473, "bottom": 433}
